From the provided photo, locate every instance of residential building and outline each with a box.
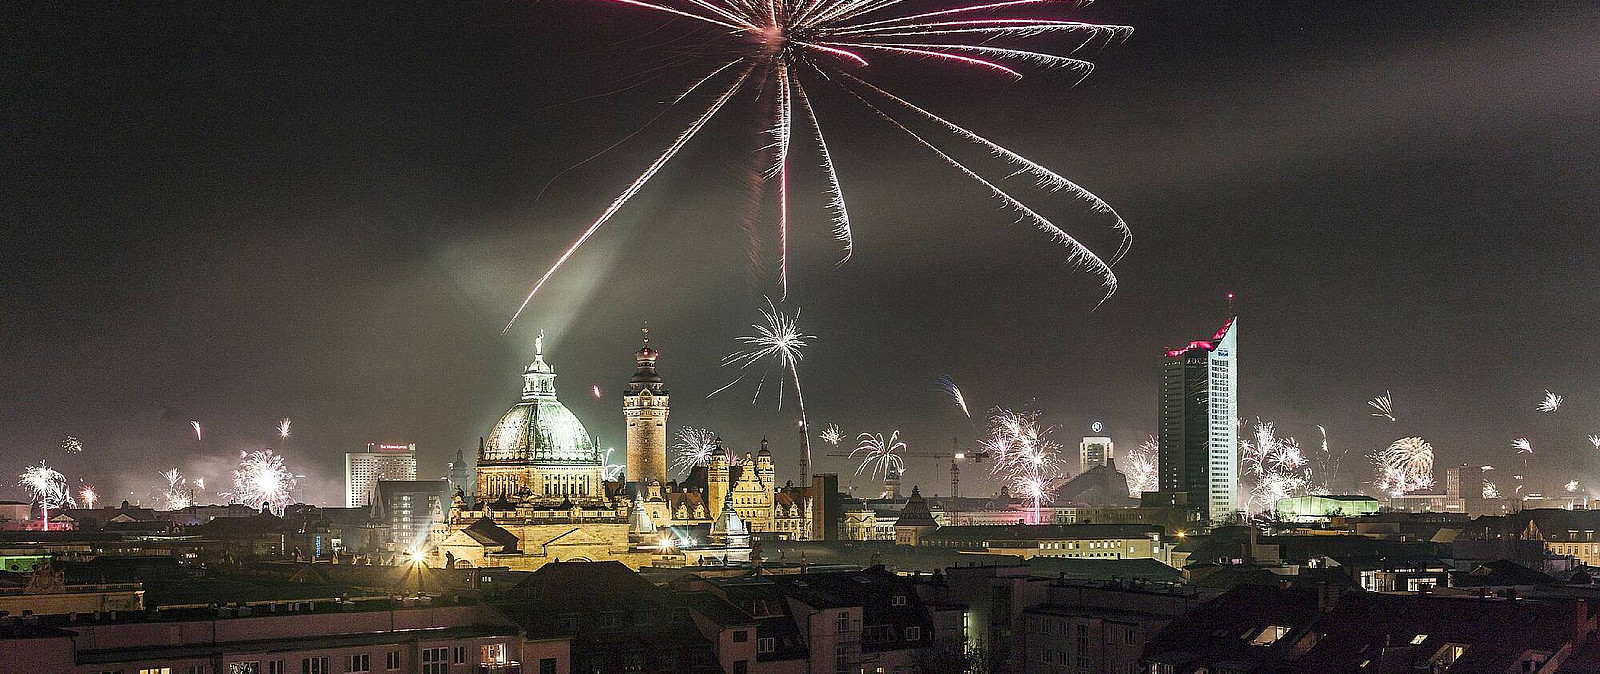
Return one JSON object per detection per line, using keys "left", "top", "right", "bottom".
{"left": 1157, "top": 317, "right": 1238, "bottom": 524}
{"left": 1021, "top": 580, "right": 1205, "bottom": 674}
{"left": 918, "top": 524, "right": 1173, "bottom": 565}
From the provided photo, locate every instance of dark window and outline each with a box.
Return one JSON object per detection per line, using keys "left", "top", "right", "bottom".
{"left": 733, "top": 630, "right": 749, "bottom": 643}
{"left": 539, "top": 658, "right": 557, "bottom": 674}
{"left": 733, "top": 661, "right": 749, "bottom": 674}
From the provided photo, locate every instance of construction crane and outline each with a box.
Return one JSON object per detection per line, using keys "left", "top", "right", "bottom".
{"left": 825, "top": 437, "right": 990, "bottom": 501}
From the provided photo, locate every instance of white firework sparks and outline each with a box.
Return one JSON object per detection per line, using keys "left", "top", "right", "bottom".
{"left": 1513, "top": 437, "right": 1533, "bottom": 455}
{"left": 61, "top": 436, "right": 84, "bottom": 454}
{"left": 1240, "top": 421, "right": 1322, "bottom": 513}
{"left": 230, "top": 449, "right": 296, "bottom": 513}
{"left": 1367, "top": 391, "right": 1395, "bottom": 421}
{"left": 1590, "top": 435, "right": 1600, "bottom": 450}
{"left": 1566, "top": 480, "right": 1580, "bottom": 493}
{"left": 1123, "top": 435, "right": 1159, "bottom": 496}
{"left": 1482, "top": 480, "right": 1500, "bottom": 499}
{"left": 850, "top": 431, "right": 907, "bottom": 480}
{"left": 983, "top": 409, "right": 1064, "bottom": 523}
{"left": 502, "top": 1, "right": 1134, "bottom": 331}
{"left": 78, "top": 483, "right": 98, "bottom": 510}
{"left": 19, "top": 462, "right": 73, "bottom": 530}
{"left": 711, "top": 297, "right": 815, "bottom": 478}
{"left": 159, "top": 468, "right": 192, "bottom": 510}
{"left": 189, "top": 420, "right": 203, "bottom": 442}
{"left": 1371, "top": 437, "right": 1435, "bottom": 497}
{"left": 938, "top": 375, "right": 971, "bottom": 418}
{"left": 277, "top": 418, "right": 292, "bottom": 439}
{"left": 672, "top": 427, "right": 721, "bottom": 475}
{"left": 1538, "top": 390, "right": 1563, "bottom": 412}
{"left": 820, "top": 423, "right": 844, "bottom": 446}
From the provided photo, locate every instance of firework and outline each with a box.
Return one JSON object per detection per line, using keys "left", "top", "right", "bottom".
{"left": 982, "top": 409, "right": 1065, "bottom": 523}
{"left": 711, "top": 297, "right": 815, "bottom": 478}
{"left": 503, "top": 3, "right": 1133, "bottom": 329}
{"left": 673, "top": 427, "right": 721, "bottom": 475}
{"left": 1367, "top": 391, "right": 1395, "bottom": 421}
{"left": 61, "top": 436, "right": 84, "bottom": 454}
{"left": 159, "top": 468, "right": 192, "bottom": 510}
{"left": 1513, "top": 437, "right": 1533, "bottom": 455}
{"left": 1123, "top": 435, "right": 1159, "bottom": 496}
{"left": 1240, "top": 421, "right": 1323, "bottom": 513}
{"left": 820, "top": 423, "right": 844, "bottom": 446}
{"left": 1566, "top": 480, "right": 1580, "bottom": 493}
{"left": 1482, "top": 481, "right": 1500, "bottom": 499}
{"left": 1590, "top": 435, "right": 1600, "bottom": 450}
{"left": 190, "top": 420, "right": 203, "bottom": 442}
{"left": 277, "top": 418, "right": 292, "bottom": 439}
{"left": 938, "top": 375, "right": 971, "bottom": 418}
{"left": 229, "top": 449, "right": 296, "bottom": 513}
{"left": 592, "top": 384, "right": 603, "bottom": 399}
{"left": 850, "top": 431, "right": 907, "bottom": 480}
{"left": 19, "top": 462, "right": 73, "bottom": 530}
{"left": 1539, "top": 390, "right": 1563, "bottom": 412}
{"left": 1371, "top": 437, "right": 1435, "bottom": 497}
{"left": 78, "top": 483, "right": 98, "bottom": 510}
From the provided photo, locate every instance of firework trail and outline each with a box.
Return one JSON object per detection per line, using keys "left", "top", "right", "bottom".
{"left": 159, "top": 468, "right": 192, "bottom": 510}
{"left": 61, "top": 436, "right": 84, "bottom": 454}
{"left": 711, "top": 297, "right": 815, "bottom": 478}
{"left": 78, "top": 483, "right": 98, "bottom": 510}
{"left": 850, "top": 431, "right": 907, "bottom": 480}
{"left": 820, "top": 423, "right": 844, "bottom": 446}
{"left": 1240, "top": 421, "right": 1323, "bottom": 513}
{"left": 504, "top": 3, "right": 1133, "bottom": 328}
{"left": 277, "top": 418, "right": 292, "bottom": 440}
{"left": 1539, "top": 390, "right": 1563, "bottom": 412}
{"left": 592, "top": 384, "right": 603, "bottom": 399}
{"left": 672, "top": 427, "right": 721, "bottom": 475}
{"left": 982, "top": 409, "right": 1065, "bottom": 523}
{"left": 190, "top": 421, "right": 203, "bottom": 442}
{"left": 1371, "top": 437, "right": 1435, "bottom": 497}
{"left": 19, "top": 462, "right": 73, "bottom": 531}
{"left": 1367, "top": 391, "right": 1395, "bottom": 421}
{"left": 229, "top": 449, "right": 296, "bottom": 514}
{"left": 938, "top": 375, "right": 971, "bottom": 418}
{"left": 1122, "top": 435, "right": 1158, "bottom": 496}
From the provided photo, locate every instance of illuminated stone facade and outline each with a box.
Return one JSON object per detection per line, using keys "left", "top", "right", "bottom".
{"left": 623, "top": 330, "right": 669, "bottom": 497}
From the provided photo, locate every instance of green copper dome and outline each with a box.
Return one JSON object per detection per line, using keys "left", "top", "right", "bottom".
{"left": 484, "top": 332, "right": 599, "bottom": 465}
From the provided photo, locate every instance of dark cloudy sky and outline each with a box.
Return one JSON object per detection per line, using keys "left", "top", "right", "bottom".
{"left": 5, "top": 2, "right": 1598, "bottom": 506}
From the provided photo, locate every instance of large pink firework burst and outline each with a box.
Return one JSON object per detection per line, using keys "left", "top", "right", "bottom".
{"left": 506, "top": 0, "right": 1132, "bottom": 328}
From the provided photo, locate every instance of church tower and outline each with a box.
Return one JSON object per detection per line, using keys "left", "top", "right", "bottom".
{"left": 624, "top": 328, "right": 669, "bottom": 496}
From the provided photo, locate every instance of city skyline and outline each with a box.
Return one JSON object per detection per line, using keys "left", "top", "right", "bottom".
{"left": 4, "top": 3, "right": 1599, "bottom": 507}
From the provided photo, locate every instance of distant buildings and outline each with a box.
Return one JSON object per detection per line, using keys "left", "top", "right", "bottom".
{"left": 1158, "top": 317, "right": 1239, "bottom": 524}
{"left": 1078, "top": 435, "right": 1113, "bottom": 474}
{"left": 345, "top": 442, "right": 417, "bottom": 508}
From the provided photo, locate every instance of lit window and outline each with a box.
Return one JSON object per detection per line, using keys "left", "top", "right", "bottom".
{"left": 1249, "top": 625, "right": 1290, "bottom": 646}
{"left": 1410, "top": 633, "right": 1428, "bottom": 645}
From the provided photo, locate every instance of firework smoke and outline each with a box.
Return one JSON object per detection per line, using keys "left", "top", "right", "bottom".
{"left": 711, "top": 297, "right": 815, "bottom": 478}
{"left": 983, "top": 409, "right": 1065, "bottom": 523}
{"left": 850, "top": 431, "right": 907, "bottom": 480}
{"left": 504, "top": 2, "right": 1132, "bottom": 328}
{"left": 672, "top": 427, "right": 721, "bottom": 476}
{"left": 1372, "top": 437, "right": 1435, "bottom": 497}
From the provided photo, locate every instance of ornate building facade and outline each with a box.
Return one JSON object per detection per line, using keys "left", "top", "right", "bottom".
{"left": 433, "top": 330, "right": 827, "bottom": 572}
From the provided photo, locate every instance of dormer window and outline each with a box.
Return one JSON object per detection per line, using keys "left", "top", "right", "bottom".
{"left": 1248, "top": 625, "right": 1290, "bottom": 646}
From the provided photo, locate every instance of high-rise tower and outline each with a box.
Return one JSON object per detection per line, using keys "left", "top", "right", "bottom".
{"left": 624, "top": 328, "right": 669, "bottom": 495}
{"left": 1159, "top": 317, "right": 1238, "bottom": 524}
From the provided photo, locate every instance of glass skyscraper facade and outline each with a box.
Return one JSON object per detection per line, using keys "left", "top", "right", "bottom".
{"left": 1159, "top": 317, "right": 1238, "bottom": 523}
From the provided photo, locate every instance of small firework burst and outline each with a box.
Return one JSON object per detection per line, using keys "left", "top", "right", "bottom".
{"left": 229, "top": 449, "right": 295, "bottom": 513}
{"left": 1367, "top": 391, "right": 1395, "bottom": 421}
{"left": 820, "top": 423, "right": 844, "bottom": 446}
{"left": 159, "top": 468, "right": 192, "bottom": 510}
{"left": 61, "top": 436, "right": 84, "bottom": 454}
{"left": 592, "top": 384, "right": 603, "bottom": 399}
{"left": 672, "top": 427, "right": 721, "bottom": 475}
{"left": 1123, "top": 435, "right": 1159, "bottom": 496}
{"left": 1566, "top": 480, "right": 1581, "bottom": 493}
{"left": 189, "top": 420, "right": 203, "bottom": 442}
{"left": 1513, "top": 437, "right": 1533, "bottom": 455}
{"left": 277, "top": 418, "right": 292, "bottom": 439}
{"left": 850, "top": 431, "right": 907, "bottom": 480}
{"left": 1590, "top": 435, "right": 1600, "bottom": 450}
{"left": 1371, "top": 437, "right": 1435, "bottom": 496}
{"left": 983, "top": 409, "right": 1065, "bottom": 523}
{"left": 1538, "top": 390, "right": 1563, "bottom": 412}
{"left": 78, "top": 483, "right": 98, "bottom": 509}
{"left": 938, "top": 375, "right": 971, "bottom": 418}
{"left": 1482, "top": 481, "right": 1500, "bottom": 499}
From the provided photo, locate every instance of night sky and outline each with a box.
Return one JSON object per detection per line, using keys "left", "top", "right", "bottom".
{"left": 5, "top": 2, "right": 1598, "bottom": 506}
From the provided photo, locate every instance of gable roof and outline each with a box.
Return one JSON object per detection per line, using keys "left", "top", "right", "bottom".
{"left": 461, "top": 517, "right": 520, "bottom": 551}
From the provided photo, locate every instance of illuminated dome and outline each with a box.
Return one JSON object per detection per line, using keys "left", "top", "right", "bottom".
{"left": 483, "top": 333, "right": 599, "bottom": 465}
